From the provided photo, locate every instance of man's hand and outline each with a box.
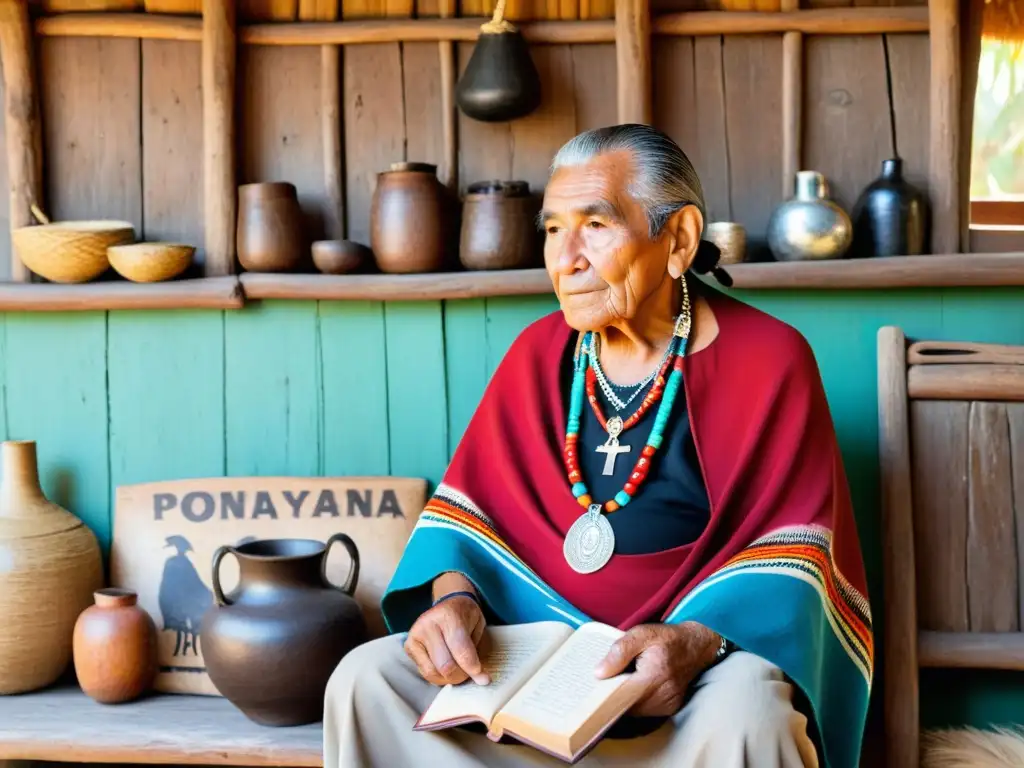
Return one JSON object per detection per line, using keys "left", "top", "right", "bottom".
{"left": 594, "top": 622, "right": 720, "bottom": 717}
{"left": 403, "top": 575, "right": 490, "bottom": 687}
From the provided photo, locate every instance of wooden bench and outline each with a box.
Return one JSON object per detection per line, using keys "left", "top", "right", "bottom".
{"left": 878, "top": 327, "right": 1024, "bottom": 768}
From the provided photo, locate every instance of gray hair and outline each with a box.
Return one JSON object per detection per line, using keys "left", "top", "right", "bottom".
{"left": 550, "top": 124, "right": 707, "bottom": 240}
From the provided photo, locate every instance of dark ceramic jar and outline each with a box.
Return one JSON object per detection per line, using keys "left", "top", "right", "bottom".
{"left": 460, "top": 180, "right": 541, "bottom": 270}
{"left": 200, "top": 535, "right": 367, "bottom": 726}
{"left": 370, "top": 162, "right": 450, "bottom": 274}
{"left": 850, "top": 158, "right": 930, "bottom": 258}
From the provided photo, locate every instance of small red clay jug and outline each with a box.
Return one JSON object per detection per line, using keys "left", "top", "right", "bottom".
{"left": 73, "top": 588, "right": 158, "bottom": 704}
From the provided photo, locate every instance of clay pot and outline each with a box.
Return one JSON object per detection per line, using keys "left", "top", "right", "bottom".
{"left": 460, "top": 180, "right": 542, "bottom": 270}
{"left": 200, "top": 535, "right": 368, "bottom": 726}
{"left": 849, "top": 157, "right": 930, "bottom": 258}
{"left": 312, "top": 240, "right": 371, "bottom": 275}
{"left": 370, "top": 162, "right": 450, "bottom": 274}
{"left": 73, "top": 588, "right": 158, "bottom": 704}
{"left": 456, "top": 28, "right": 541, "bottom": 122}
{"left": 0, "top": 440, "right": 104, "bottom": 694}
{"left": 237, "top": 182, "right": 305, "bottom": 272}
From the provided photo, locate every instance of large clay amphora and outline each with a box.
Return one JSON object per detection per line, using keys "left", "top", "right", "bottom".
{"left": 200, "top": 535, "right": 368, "bottom": 726}
{"left": 0, "top": 440, "right": 104, "bottom": 694}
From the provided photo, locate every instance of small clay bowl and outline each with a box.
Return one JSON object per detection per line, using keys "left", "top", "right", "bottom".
{"left": 108, "top": 242, "right": 194, "bottom": 283}
{"left": 312, "top": 240, "right": 371, "bottom": 275}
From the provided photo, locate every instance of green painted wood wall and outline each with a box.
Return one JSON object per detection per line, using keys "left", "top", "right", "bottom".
{"left": 3, "top": 287, "right": 1024, "bottom": 733}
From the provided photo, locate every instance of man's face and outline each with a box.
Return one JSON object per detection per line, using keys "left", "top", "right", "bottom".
{"left": 540, "top": 150, "right": 671, "bottom": 332}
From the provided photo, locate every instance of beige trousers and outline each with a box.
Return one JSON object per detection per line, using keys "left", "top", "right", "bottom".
{"left": 323, "top": 634, "right": 820, "bottom": 768}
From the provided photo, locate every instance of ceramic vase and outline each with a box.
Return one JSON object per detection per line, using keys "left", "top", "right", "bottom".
{"left": 370, "top": 162, "right": 450, "bottom": 274}
{"left": 200, "top": 535, "right": 368, "bottom": 726}
{"left": 849, "top": 158, "right": 930, "bottom": 258}
{"left": 236, "top": 182, "right": 305, "bottom": 272}
{"left": 460, "top": 180, "right": 541, "bottom": 270}
{"left": 767, "top": 171, "right": 853, "bottom": 261}
{"left": 0, "top": 440, "right": 104, "bottom": 694}
{"left": 73, "top": 588, "right": 158, "bottom": 704}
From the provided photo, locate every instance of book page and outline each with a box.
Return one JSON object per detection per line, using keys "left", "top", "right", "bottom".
{"left": 416, "top": 622, "right": 574, "bottom": 729}
{"left": 496, "top": 622, "right": 630, "bottom": 738}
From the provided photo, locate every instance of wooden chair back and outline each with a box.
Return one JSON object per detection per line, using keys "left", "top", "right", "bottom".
{"left": 878, "top": 327, "right": 1024, "bottom": 768}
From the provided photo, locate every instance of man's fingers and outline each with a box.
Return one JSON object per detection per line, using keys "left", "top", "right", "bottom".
{"left": 404, "top": 636, "right": 445, "bottom": 686}
{"left": 595, "top": 629, "right": 649, "bottom": 678}
{"left": 443, "top": 621, "right": 490, "bottom": 685}
{"left": 630, "top": 677, "right": 682, "bottom": 718}
{"left": 424, "top": 624, "right": 468, "bottom": 685}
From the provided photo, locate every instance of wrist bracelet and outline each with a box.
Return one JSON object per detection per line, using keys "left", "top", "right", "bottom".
{"left": 432, "top": 590, "right": 479, "bottom": 608}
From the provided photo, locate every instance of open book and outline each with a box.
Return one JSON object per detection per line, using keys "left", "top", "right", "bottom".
{"left": 414, "top": 621, "right": 647, "bottom": 763}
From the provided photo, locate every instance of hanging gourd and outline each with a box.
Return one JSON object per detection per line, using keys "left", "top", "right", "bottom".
{"left": 455, "top": 0, "right": 542, "bottom": 122}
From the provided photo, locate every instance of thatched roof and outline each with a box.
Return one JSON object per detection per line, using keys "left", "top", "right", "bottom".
{"left": 982, "top": 0, "right": 1024, "bottom": 45}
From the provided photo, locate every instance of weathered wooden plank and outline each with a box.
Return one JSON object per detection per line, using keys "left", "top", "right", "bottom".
{"left": 877, "top": 325, "right": 918, "bottom": 768}
{"left": 202, "top": 0, "right": 236, "bottom": 277}
{"left": 457, "top": 41, "right": 512, "bottom": 193}
{"left": 402, "top": 43, "right": 446, "bottom": 175}
{"left": 781, "top": 30, "right": 801, "bottom": 198}
{"left": 319, "top": 301, "right": 391, "bottom": 475}
{"left": 343, "top": 44, "right": 405, "bottom": 246}
{"left": 571, "top": 44, "right": 616, "bottom": 132}
{"left": 239, "top": 0, "right": 298, "bottom": 21}
{"left": 142, "top": 39, "right": 204, "bottom": 267}
{"left": 145, "top": 0, "right": 204, "bottom": 12}
{"left": 444, "top": 299, "right": 488, "bottom": 457}
{"left": 909, "top": 400, "right": 969, "bottom": 632}
{"left": 616, "top": 0, "right": 650, "bottom": 123}
{"left": 511, "top": 45, "right": 577, "bottom": 193}
{"left": 0, "top": 1, "right": 41, "bottom": 282}
{"left": 723, "top": 35, "right": 781, "bottom": 250}
{"left": 928, "top": 0, "right": 959, "bottom": 253}
{"left": 967, "top": 401, "right": 1020, "bottom": 631}
{"left": 39, "top": 37, "right": 142, "bottom": 232}
{"left": 3, "top": 314, "right": 109, "bottom": 551}
{"left": 909, "top": 365, "right": 1024, "bottom": 402}
{"left": 0, "top": 685, "right": 321, "bottom": 766}
{"left": 240, "top": 45, "right": 324, "bottom": 253}
{"left": 224, "top": 301, "right": 320, "bottom": 476}
{"left": 1009, "top": 403, "right": 1024, "bottom": 627}
{"left": 322, "top": 45, "right": 344, "bottom": 240}
{"left": 385, "top": 302, "right": 448, "bottom": 488}
{"left": 919, "top": 631, "right": 1024, "bottom": 670}
{"left": 484, "top": 294, "right": 558, "bottom": 376}
{"left": 803, "top": 35, "right": 893, "bottom": 214}
{"left": 299, "top": 0, "right": 339, "bottom": 18}
{"left": 885, "top": 33, "right": 930, "bottom": 198}
{"left": 581, "top": 0, "right": 614, "bottom": 18}
{"left": 108, "top": 311, "right": 226, "bottom": 487}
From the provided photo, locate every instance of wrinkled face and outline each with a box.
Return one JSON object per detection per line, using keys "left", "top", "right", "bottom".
{"left": 540, "top": 150, "right": 674, "bottom": 332}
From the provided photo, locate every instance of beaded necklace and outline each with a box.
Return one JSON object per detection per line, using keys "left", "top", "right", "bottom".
{"left": 561, "top": 277, "right": 692, "bottom": 574}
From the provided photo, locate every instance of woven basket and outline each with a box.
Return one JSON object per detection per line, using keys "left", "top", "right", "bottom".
{"left": 12, "top": 211, "right": 135, "bottom": 284}
{"left": 108, "top": 242, "right": 194, "bottom": 283}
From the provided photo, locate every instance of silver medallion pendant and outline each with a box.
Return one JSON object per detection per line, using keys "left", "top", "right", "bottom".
{"left": 563, "top": 504, "right": 616, "bottom": 574}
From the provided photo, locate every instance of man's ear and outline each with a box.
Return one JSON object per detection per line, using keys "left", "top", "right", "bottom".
{"left": 664, "top": 205, "right": 704, "bottom": 280}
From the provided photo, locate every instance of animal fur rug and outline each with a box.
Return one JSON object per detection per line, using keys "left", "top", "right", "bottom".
{"left": 923, "top": 726, "right": 1024, "bottom": 767}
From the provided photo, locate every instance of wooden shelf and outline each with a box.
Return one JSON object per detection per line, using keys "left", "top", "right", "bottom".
{"left": 32, "top": 8, "right": 929, "bottom": 45}
{"left": 919, "top": 631, "right": 1024, "bottom": 671}
{"left": 0, "top": 277, "right": 244, "bottom": 311}
{"left": 0, "top": 685, "right": 321, "bottom": 766}
{"left": 239, "top": 268, "right": 553, "bottom": 301}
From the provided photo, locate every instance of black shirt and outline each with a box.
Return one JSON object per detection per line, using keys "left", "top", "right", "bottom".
{"left": 559, "top": 335, "right": 711, "bottom": 555}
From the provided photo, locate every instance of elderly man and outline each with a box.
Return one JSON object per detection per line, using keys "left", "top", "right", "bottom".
{"left": 323, "top": 124, "right": 872, "bottom": 768}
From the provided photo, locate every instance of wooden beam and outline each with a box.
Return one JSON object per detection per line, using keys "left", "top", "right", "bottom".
{"left": 202, "top": 0, "right": 236, "bottom": 277}
{"left": 919, "top": 631, "right": 1024, "bottom": 670}
{"left": 240, "top": 270, "right": 554, "bottom": 301}
{"left": 908, "top": 364, "right": 1024, "bottom": 401}
{"left": 929, "top": 0, "right": 961, "bottom": 254}
{"left": 33, "top": 9, "right": 930, "bottom": 44}
{"left": 781, "top": 33, "right": 801, "bottom": 197}
{"left": 0, "top": 278, "right": 244, "bottom": 311}
{"left": 877, "top": 325, "right": 919, "bottom": 768}
{"left": 438, "top": 0, "right": 457, "bottom": 191}
{"left": 321, "top": 44, "right": 344, "bottom": 240}
{"left": 615, "top": 0, "right": 650, "bottom": 124}
{"left": 0, "top": 0, "right": 44, "bottom": 282}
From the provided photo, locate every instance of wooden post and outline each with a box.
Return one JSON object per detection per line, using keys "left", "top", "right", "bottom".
{"left": 781, "top": 0, "right": 801, "bottom": 197}
{"left": 322, "top": 44, "right": 345, "bottom": 240}
{"left": 615, "top": 0, "right": 650, "bottom": 124}
{"left": 0, "top": 0, "right": 44, "bottom": 282}
{"left": 929, "top": 0, "right": 961, "bottom": 254}
{"left": 877, "top": 325, "right": 920, "bottom": 768}
{"left": 958, "top": 0, "right": 983, "bottom": 252}
{"left": 438, "top": 0, "right": 458, "bottom": 191}
{"left": 202, "top": 0, "right": 237, "bottom": 276}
